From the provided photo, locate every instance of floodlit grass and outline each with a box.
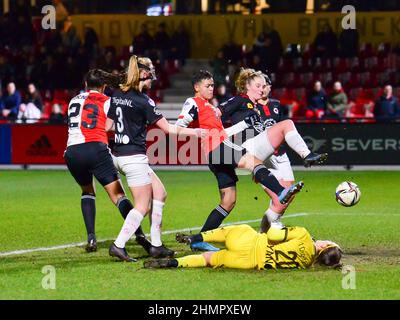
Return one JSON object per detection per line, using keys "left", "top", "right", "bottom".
{"left": 0, "top": 170, "right": 399, "bottom": 299}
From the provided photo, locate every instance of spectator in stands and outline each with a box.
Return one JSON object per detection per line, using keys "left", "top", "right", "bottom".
{"left": 313, "top": 24, "right": 338, "bottom": 58}
{"left": 326, "top": 81, "right": 349, "bottom": 118}
{"left": 374, "top": 85, "right": 399, "bottom": 121}
{"left": 0, "top": 13, "right": 14, "bottom": 48}
{"left": 338, "top": 28, "right": 359, "bottom": 58}
{"left": 268, "top": 29, "right": 283, "bottom": 58}
{"left": 26, "top": 83, "right": 43, "bottom": 111}
{"left": 154, "top": 22, "right": 171, "bottom": 64}
{"left": 1, "top": 82, "right": 21, "bottom": 120}
{"left": 132, "top": 23, "right": 153, "bottom": 56}
{"left": 214, "top": 83, "right": 232, "bottom": 105}
{"left": 306, "top": 81, "right": 327, "bottom": 118}
{"left": 53, "top": 0, "right": 69, "bottom": 25}
{"left": 17, "top": 84, "right": 43, "bottom": 124}
{"left": 210, "top": 50, "right": 229, "bottom": 85}
{"left": 263, "top": 33, "right": 282, "bottom": 72}
{"left": 49, "top": 103, "right": 66, "bottom": 124}
{"left": 61, "top": 17, "right": 81, "bottom": 55}
{"left": 170, "top": 24, "right": 190, "bottom": 66}
{"left": 15, "top": 15, "right": 34, "bottom": 49}
{"left": 252, "top": 32, "right": 268, "bottom": 59}
{"left": 40, "top": 55, "right": 60, "bottom": 90}
{"left": 0, "top": 55, "right": 15, "bottom": 86}
{"left": 249, "top": 54, "right": 266, "bottom": 72}
{"left": 98, "top": 50, "right": 119, "bottom": 73}
{"left": 222, "top": 37, "right": 242, "bottom": 66}
{"left": 84, "top": 27, "right": 99, "bottom": 60}
{"left": 63, "top": 56, "right": 81, "bottom": 89}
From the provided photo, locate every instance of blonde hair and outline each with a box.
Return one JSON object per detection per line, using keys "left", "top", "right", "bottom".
{"left": 235, "top": 68, "right": 264, "bottom": 94}
{"left": 120, "top": 56, "right": 153, "bottom": 93}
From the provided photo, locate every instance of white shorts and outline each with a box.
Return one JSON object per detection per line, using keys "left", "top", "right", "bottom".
{"left": 241, "top": 129, "right": 275, "bottom": 162}
{"left": 264, "top": 153, "right": 295, "bottom": 182}
{"left": 112, "top": 154, "right": 153, "bottom": 187}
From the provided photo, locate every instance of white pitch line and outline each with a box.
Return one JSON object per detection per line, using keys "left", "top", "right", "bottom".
{"left": 0, "top": 213, "right": 308, "bottom": 257}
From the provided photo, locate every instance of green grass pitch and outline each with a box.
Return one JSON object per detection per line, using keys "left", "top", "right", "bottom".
{"left": 0, "top": 170, "right": 399, "bottom": 300}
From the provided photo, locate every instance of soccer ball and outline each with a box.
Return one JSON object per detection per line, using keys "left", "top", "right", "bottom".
{"left": 335, "top": 181, "right": 361, "bottom": 207}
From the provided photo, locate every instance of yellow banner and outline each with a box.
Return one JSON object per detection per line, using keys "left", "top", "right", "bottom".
{"left": 71, "top": 12, "right": 400, "bottom": 58}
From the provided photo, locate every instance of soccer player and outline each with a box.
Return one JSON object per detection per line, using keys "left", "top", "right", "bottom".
{"left": 217, "top": 68, "right": 327, "bottom": 229}
{"left": 143, "top": 224, "right": 343, "bottom": 271}
{"left": 64, "top": 69, "right": 150, "bottom": 253}
{"left": 176, "top": 70, "right": 295, "bottom": 251}
{"left": 258, "top": 74, "right": 296, "bottom": 230}
{"left": 107, "top": 56, "right": 206, "bottom": 262}
{"left": 176, "top": 70, "right": 325, "bottom": 251}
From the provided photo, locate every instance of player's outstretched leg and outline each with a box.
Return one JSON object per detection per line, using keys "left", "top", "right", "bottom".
{"left": 278, "top": 181, "right": 304, "bottom": 204}
{"left": 148, "top": 172, "right": 176, "bottom": 258}
{"left": 267, "top": 120, "right": 328, "bottom": 167}
{"left": 144, "top": 254, "right": 208, "bottom": 269}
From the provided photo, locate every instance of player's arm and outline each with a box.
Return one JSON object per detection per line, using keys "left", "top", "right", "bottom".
{"left": 224, "top": 113, "right": 259, "bottom": 137}
{"left": 175, "top": 98, "right": 198, "bottom": 128}
{"left": 104, "top": 98, "right": 115, "bottom": 132}
{"left": 218, "top": 96, "right": 240, "bottom": 118}
{"left": 105, "top": 118, "right": 115, "bottom": 132}
{"left": 144, "top": 97, "right": 204, "bottom": 138}
{"left": 267, "top": 226, "right": 309, "bottom": 243}
{"left": 155, "top": 117, "right": 204, "bottom": 137}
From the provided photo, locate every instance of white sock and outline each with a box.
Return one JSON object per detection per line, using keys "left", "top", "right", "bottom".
{"left": 114, "top": 209, "right": 144, "bottom": 248}
{"left": 265, "top": 208, "right": 281, "bottom": 224}
{"left": 284, "top": 130, "right": 311, "bottom": 159}
{"left": 150, "top": 200, "right": 164, "bottom": 247}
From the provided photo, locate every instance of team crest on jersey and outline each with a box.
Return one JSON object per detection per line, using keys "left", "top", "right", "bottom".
{"left": 247, "top": 103, "right": 254, "bottom": 109}
{"left": 148, "top": 98, "right": 156, "bottom": 107}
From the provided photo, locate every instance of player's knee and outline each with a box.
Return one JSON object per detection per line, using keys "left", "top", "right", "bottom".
{"left": 158, "top": 190, "right": 167, "bottom": 202}
{"left": 82, "top": 191, "right": 96, "bottom": 197}
{"left": 283, "top": 119, "right": 295, "bottom": 130}
{"left": 202, "top": 252, "right": 214, "bottom": 266}
{"left": 220, "top": 198, "right": 235, "bottom": 212}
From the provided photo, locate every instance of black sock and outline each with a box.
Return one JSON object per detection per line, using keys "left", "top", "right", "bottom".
{"left": 169, "top": 259, "right": 179, "bottom": 268}
{"left": 116, "top": 196, "right": 145, "bottom": 237}
{"left": 253, "top": 165, "right": 284, "bottom": 195}
{"left": 81, "top": 193, "right": 96, "bottom": 237}
{"left": 200, "top": 205, "right": 230, "bottom": 232}
{"left": 190, "top": 234, "right": 204, "bottom": 243}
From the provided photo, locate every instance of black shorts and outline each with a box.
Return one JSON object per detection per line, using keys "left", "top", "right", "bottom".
{"left": 208, "top": 141, "right": 245, "bottom": 167}
{"left": 64, "top": 142, "right": 119, "bottom": 187}
{"left": 208, "top": 163, "right": 238, "bottom": 190}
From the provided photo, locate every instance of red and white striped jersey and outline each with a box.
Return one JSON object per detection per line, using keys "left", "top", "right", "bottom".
{"left": 67, "top": 90, "right": 110, "bottom": 147}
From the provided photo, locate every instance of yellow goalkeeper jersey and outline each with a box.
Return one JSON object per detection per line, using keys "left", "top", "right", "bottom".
{"left": 255, "top": 226, "right": 316, "bottom": 270}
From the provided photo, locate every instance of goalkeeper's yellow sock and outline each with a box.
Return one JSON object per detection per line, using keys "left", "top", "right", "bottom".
{"left": 176, "top": 255, "right": 207, "bottom": 268}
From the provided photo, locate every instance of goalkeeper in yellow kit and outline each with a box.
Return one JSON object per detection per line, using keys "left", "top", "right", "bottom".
{"left": 144, "top": 224, "right": 342, "bottom": 270}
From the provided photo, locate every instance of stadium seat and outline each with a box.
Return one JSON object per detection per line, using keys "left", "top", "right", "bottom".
{"left": 332, "top": 57, "right": 348, "bottom": 73}
{"left": 359, "top": 43, "right": 375, "bottom": 58}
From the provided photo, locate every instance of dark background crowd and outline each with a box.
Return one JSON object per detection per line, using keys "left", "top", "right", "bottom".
{"left": 210, "top": 24, "right": 400, "bottom": 121}
{"left": 0, "top": 0, "right": 399, "bottom": 123}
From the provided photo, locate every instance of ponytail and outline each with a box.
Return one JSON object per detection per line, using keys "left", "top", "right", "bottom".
{"left": 120, "top": 55, "right": 140, "bottom": 92}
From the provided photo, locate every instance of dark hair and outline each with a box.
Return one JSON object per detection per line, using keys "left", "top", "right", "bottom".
{"left": 85, "top": 69, "right": 115, "bottom": 89}
{"left": 263, "top": 73, "right": 272, "bottom": 85}
{"left": 191, "top": 70, "right": 213, "bottom": 88}
{"left": 317, "top": 246, "right": 342, "bottom": 268}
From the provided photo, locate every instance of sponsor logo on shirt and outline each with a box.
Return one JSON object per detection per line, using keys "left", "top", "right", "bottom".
{"left": 112, "top": 97, "right": 133, "bottom": 107}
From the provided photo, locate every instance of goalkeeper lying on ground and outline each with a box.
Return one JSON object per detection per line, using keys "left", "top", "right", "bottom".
{"left": 144, "top": 224, "right": 342, "bottom": 270}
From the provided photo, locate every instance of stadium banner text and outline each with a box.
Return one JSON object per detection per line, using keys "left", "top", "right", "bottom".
{"left": 70, "top": 12, "right": 400, "bottom": 58}
{"left": 1, "top": 123, "right": 400, "bottom": 165}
